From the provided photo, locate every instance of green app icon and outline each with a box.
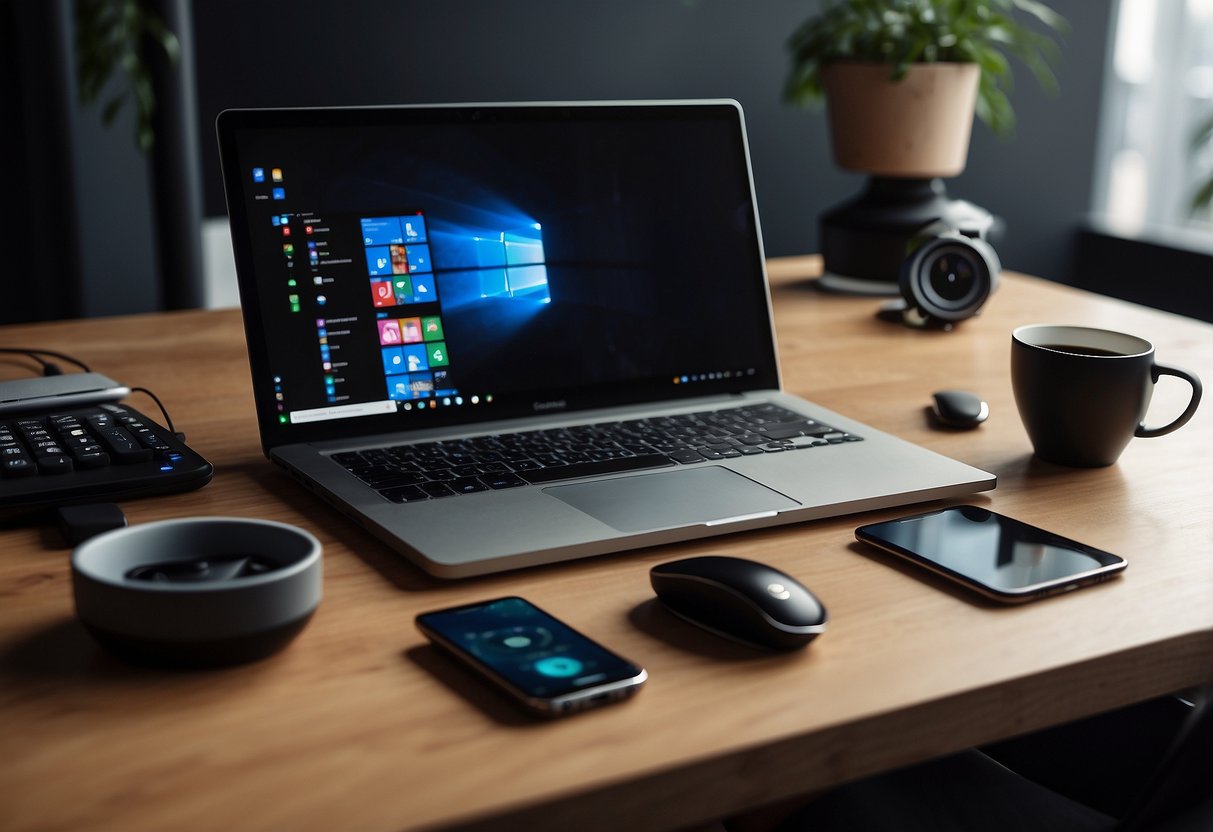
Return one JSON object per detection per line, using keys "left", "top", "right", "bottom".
{"left": 393, "top": 277, "right": 412, "bottom": 305}
{"left": 427, "top": 341, "right": 449, "bottom": 367}
{"left": 421, "top": 316, "right": 444, "bottom": 341}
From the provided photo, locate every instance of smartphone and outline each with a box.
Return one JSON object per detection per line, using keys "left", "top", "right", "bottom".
{"left": 855, "top": 505, "right": 1127, "bottom": 603}
{"left": 416, "top": 596, "right": 647, "bottom": 717}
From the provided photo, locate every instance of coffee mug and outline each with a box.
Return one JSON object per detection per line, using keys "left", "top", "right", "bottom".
{"left": 1011, "top": 325, "right": 1202, "bottom": 467}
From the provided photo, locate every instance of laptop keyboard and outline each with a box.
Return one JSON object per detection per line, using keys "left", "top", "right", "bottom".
{"left": 0, "top": 403, "right": 214, "bottom": 516}
{"left": 332, "top": 403, "right": 863, "bottom": 503}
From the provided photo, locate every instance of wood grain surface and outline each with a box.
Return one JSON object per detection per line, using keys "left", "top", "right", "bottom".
{"left": 2, "top": 256, "right": 1210, "bottom": 831}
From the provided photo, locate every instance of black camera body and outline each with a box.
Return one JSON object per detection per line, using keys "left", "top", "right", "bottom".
{"left": 879, "top": 221, "right": 1002, "bottom": 330}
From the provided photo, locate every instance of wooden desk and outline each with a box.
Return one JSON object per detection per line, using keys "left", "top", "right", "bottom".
{"left": 2, "top": 257, "right": 1211, "bottom": 831}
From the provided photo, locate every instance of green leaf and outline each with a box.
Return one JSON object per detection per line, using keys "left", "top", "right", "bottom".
{"left": 1190, "top": 112, "right": 1213, "bottom": 151}
{"left": 101, "top": 95, "right": 125, "bottom": 125}
{"left": 73, "top": 0, "right": 179, "bottom": 153}
{"left": 1191, "top": 176, "right": 1213, "bottom": 214}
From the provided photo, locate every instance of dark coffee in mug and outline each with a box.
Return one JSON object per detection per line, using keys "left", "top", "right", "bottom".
{"left": 1011, "top": 325, "right": 1202, "bottom": 467}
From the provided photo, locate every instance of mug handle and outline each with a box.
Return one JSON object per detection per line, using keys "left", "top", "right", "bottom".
{"left": 1136, "top": 363, "right": 1203, "bottom": 438}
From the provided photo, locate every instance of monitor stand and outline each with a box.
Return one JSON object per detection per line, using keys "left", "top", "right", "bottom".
{"left": 818, "top": 176, "right": 994, "bottom": 295}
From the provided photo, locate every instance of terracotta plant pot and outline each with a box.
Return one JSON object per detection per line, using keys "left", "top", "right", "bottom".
{"left": 823, "top": 62, "right": 980, "bottom": 178}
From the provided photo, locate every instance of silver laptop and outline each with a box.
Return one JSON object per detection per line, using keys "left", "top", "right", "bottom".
{"left": 217, "top": 100, "right": 994, "bottom": 577}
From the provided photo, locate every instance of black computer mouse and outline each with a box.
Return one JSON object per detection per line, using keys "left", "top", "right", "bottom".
{"left": 650, "top": 555, "right": 827, "bottom": 650}
{"left": 930, "top": 390, "right": 989, "bottom": 429}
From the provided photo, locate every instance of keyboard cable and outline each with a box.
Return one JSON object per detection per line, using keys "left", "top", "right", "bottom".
{"left": 0, "top": 347, "right": 183, "bottom": 440}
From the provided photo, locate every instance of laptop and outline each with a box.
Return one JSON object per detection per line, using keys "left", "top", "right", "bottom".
{"left": 217, "top": 100, "right": 994, "bottom": 578}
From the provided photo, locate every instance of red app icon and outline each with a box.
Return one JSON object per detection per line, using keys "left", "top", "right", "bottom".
{"left": 371, "top": 280, "right": 395, "bottom": 308}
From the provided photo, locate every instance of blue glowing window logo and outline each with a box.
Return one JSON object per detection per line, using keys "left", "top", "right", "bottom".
{"left": 471, "top": 223, "right": 549, "bottom": 300}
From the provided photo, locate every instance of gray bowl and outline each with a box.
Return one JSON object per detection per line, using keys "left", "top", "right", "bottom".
{"left": 72, "top": 517, "right": 322, "bottom": 668}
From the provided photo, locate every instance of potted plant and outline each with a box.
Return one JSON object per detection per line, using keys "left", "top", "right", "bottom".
{"left": 786, "top": 0, "right": 1068, "bottom": 176}
{"left": 783, "top": 0, "right": 1068, "bottom": 290}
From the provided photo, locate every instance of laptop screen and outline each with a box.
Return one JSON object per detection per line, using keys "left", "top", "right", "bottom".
{"left": 217, "top": 102, "right": 780, "bottom": 448}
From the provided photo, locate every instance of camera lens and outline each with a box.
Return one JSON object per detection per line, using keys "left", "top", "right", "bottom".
{"left": 902, "top": 236, "right": 999, "bottom": 323}
{"left": 927, "top": 252, "right": 976, "bottom": 303}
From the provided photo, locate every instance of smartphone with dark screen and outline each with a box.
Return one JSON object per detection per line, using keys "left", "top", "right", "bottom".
{"left": 855, "top": 505, "right": 1127, "bottom": 603}
{"left": 416, "top": 596, "right": 647, "bottom": 717}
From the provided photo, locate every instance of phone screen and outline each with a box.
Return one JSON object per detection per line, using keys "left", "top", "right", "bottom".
{"left": 856, "top": 505, "right": 1126, "bottom": 601}
{"left": 416, "top": 597, "right": 646, "bottom": 713}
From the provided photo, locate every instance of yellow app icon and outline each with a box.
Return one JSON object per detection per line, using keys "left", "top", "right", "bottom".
{"left": 271, "top": 168, "right": 284, "bottom": 182}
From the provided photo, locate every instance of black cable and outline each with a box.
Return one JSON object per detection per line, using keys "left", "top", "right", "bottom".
{"left": 0, "top": 347, "right": 91, "bottom": 374}
{"left": 2, "top": 348, "right": 184, "bottom": 439}
{"left": 129, "top": 386, "right": 178, "bottom": 437}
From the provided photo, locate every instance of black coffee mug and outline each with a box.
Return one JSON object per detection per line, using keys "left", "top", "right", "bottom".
{"left": 1011, "top": 325, "right": 1202, "bottom": 467}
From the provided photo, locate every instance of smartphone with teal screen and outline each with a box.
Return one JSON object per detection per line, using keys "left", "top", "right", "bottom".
{"left": 416, "top": 596, "right": 647, "bottom": 717}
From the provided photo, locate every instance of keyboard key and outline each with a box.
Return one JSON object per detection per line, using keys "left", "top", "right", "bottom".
{"left": 73, "top": 451, "right": 111, "bottom": 469}
{"left": 484, "top": 472, "right": 527, "bottom": 489}
{"left": 37, "top": 455, "right": 74, "bottom": 474}
{"left": 93, "top": 426, "right": 155, "bottom": 463}
{"left": 2, "top": 458, "right": 35, "bottom": 478}
{"left": 450, "top": 477, "right": 490, "bottom": 495}
{"left": 421, "top": 482, "right": 457, "bottom": 498}
{"left": 759, "top": 421, "right": 815, "bottom": 440}
{"left": 379, "top": 485, "right": 429, "bottom": 503}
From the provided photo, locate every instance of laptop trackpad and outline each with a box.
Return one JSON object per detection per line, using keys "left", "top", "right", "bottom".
{"left": 544, "top": 466, "right": 800, "bottom": 533}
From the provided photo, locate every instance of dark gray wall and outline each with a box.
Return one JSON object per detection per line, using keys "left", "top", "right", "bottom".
{"left": 192, "top": 0, "right": 1110, "bottom": 282}
{"left": 1, "top": 0, "right": 159, "bottom": 321}
{"left": 1, "top": 0, "right": 1112, "bottom": 323}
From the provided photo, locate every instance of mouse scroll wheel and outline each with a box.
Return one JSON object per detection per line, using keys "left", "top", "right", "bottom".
{"left": 766, "top": 582, "right": 792, "bottom": 600}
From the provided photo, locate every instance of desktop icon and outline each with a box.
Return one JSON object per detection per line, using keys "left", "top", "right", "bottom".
{"left": 400, "top": 317, "right": 423, "bottom": 344}
{"left": 361, "top": 216, "right": 404, "bottom": 246}
{"left": 365, "top": 246, "right": 392, "bottom": 276}
{"left": 371, "top": 280, "right": 396, "bottom": 308}
{"left": 427, "top": 342, "right": 449, "bottom": 367}
{"left": 390, "top": 244, "right": 410, "bottom": 275}
{"left": 382, "top": 347, "right": 406, "bottom": 376}
{"left": 272, "top": 187, "right": 286, "bottom": 200}
{"left": 403, "top": 344, "right": 428, "bottom": 373}
{"left": 392, "top": 277, "right": 412, "bottom": 306}
{"left": 271, "top": 168, "right": 284, "bottom": 182}
{"left": 404, "top": 244, "right": 432, "bottom": 273}
{"left": 253, "top": 167, "right": 265, "bottom": 182}
{"left": 378, "top": 319, "right": 403, "bottom": 345}
{"left": 402, "top": 216, "right": 427, "bottom": 242}
{"left": 411, "top": 274, "right": 435, "bottom": 300}
{"left": 421, "top": 316, "right": 444, "bottom": 341}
